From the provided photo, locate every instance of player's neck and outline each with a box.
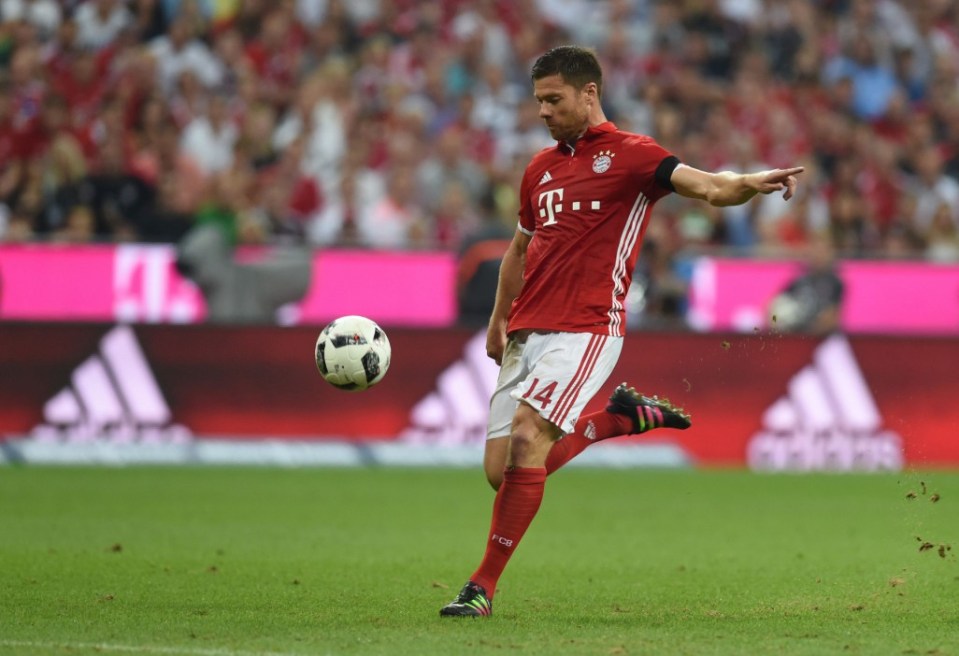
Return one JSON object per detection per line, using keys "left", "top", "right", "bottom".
{"left": 566, "top": 111, "right": 608, "bottom": 148}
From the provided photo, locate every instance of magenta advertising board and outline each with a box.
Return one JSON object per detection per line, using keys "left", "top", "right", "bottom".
{"left": 3, "top": 245, "right": 959, "bottom": 332}
{"left": 689, "top": 258, "right": 959, "bottom": 334}
{"left": 0, "top": 244, "right": 457, "bottom": 326}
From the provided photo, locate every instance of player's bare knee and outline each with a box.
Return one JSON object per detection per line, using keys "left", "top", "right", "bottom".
{"left": 507, "top": 405, "right": 557, "bottom": 467}
{"left": 507, "top": 430, "right": 538, "bottom": 463}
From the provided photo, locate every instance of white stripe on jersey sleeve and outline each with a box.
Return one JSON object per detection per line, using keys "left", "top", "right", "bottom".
{"left": 607, "top": 191, "right": 649, "bottom": 337}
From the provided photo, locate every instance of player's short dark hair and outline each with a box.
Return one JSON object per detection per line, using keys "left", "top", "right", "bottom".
{"left": 531, "top": 46, "right": 603, "bottom": 98}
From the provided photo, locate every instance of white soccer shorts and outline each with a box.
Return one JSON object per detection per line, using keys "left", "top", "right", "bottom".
{"left": 487, "top": 330, "right": 623, "bottom": 439}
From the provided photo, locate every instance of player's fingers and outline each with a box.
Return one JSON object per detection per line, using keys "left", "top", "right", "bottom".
{"left": 783, "top": 175, "right": 798, "bottom": 200}
{"left": 779, "top": 166, "right": 805, "bottom": 177}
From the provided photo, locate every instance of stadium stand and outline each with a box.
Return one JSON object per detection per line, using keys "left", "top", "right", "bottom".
{"left": 1, "top": 0, "right": 958, "bottom": 324}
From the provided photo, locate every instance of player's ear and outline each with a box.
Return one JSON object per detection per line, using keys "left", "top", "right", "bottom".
{"left": 583, "top": 82, "right": 598, "bottom": 104}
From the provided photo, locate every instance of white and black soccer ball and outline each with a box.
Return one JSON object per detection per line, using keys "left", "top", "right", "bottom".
{"left": 315, "top": 315, "right": 391, "bottom": 391}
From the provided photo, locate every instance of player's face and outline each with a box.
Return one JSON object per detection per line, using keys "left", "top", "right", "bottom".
{"left": 533, "top": 74, "right": 593, "bottom": 143}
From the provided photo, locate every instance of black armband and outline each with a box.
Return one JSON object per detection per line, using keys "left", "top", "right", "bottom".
{"left": 655, "top": 155, "right": 682, "bottom": 192}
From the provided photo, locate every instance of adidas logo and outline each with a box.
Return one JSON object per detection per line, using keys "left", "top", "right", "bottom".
{"left": 539, "top": 170, "right": 553, "bottom": 186}
{"left": 401, "top": 331, "right": 499, "bottom": 446}
{"left": 583, "top": 420, "right": 597, "bottom": 441}
{"left": 31, "top": 325, "right": 191, "bottom": 444}
{"left": 747, "top": 334, "right": 902, "bottom": 472}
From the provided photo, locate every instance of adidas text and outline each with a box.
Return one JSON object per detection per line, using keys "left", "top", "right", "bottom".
{"left": 747, "top": 335, "right": 901, "bottom": 472}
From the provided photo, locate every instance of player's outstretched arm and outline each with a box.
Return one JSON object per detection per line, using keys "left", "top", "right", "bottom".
{"left": 671, "top": 165, "right": 804, "bottom": 207}
{"left": 486, "top": 229, "right": 531, "bottom": 365}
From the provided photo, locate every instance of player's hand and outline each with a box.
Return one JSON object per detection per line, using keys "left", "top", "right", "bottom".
{"left": 486, "top": 319, "right": 508, "bottom": 366}
{"left": 753, "top": 167, "right": 804, "bottom": 200}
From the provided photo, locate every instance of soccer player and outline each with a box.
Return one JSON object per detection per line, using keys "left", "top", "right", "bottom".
{"left": 439, "top": 46, "right": 803, "bottom": 617}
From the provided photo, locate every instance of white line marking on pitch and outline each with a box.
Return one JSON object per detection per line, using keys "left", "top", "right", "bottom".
{"left": 0, "top": 639, "right": 309, "bottom": 656}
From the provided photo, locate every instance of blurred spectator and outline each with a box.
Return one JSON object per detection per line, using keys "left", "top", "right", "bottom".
{"left": 0, "top": 201, "right": 34, "bottom": 241}
{"left": 417, "top": 126, "right": 487, "bottom": 214}
{"left": 74, "top": 0, "right": 133, "bottom": 51}
{"left": 0, "top": 0, "right": 953, "bottom": 278}
{"left": 179, "top": 91, "right": 238, "bottom": 176}
{"left": 148, "top": 13, "right": 224, "bottom": 92}
{"left": 132, "top": 168, "right": 194, "bottom": 243}
{"left": 629, "top": 237, "right": 690, "bottom": 331}
{"left": 829, "top": 189, "right": 881, "bottom": 256}
{"left": 823, "top": 31, "right": 899, "bottom": 121}
{"left": 1, "top": 0, "right": 62, "bottom": 40}
{"left": 307, "top": 161, "right": 356, "bottom": 247}
{"left": 906, "top": 145, "right": 959, "bottom": 237}
{"left": 298, "top": 0, "right": 362, "bottom": 68}
{"left": 77, "top": 135, "right": 155, "bottom": 239}
{"left": 52, "top": 203, "right": 96, "bottom": 243}
{"left": 0, "top": 81, "right": 22, "bottom": 209}
{"left": 159, "top": 0, "right": 216, "bottom": 30}
{"left": 433, "top": 179, "right": 482, "bottom": 250}
{"left": 768, "top": 233, "right": 845, "bottom": 334}
{"left": 715, "top": 135, "right": 769, "bottom": 249}
{"left": 49, "top": 47, "right": 107, "bottom": 138}
{"left": 492, "top": 100, "right": 553, "bottom": 172}
{"left": 358, "top": 167, "right": 428, "bottom": 250}
{"left": 257, "top": 135, "right": 323, "bottom": 241}
{"left": 242, "top": 7, "right": 305, "bottom": 109}
{"left": 469, "top": 62, "right": 522, "bottom": 134}
{"left": 133, "top": 118, "right": 204, "bottom": 207}
{"left": 273, "top": 62, "right": 350, "bottom": 190}
{"left": 456, "top": 195, "right": 513, "bottom": 327}
{"left": 924, "top": 202, "right": 959, "bottom": 263}
{"left": 35, "top": 133, "right": 88, "bottom": 234}
{"left": 574, "top": 0, "right": 654, "bottom": 59}
{"left": 175, "top": 223, "right": 312, "bottom": 323}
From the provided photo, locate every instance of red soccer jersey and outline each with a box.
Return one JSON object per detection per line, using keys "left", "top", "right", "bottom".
{"left": 508, "top": 122, "right": 676, "bottom": 337}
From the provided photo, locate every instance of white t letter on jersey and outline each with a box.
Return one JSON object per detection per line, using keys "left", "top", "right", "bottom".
{"left": 538, "top": 188, "right": 564, "bottom": 226}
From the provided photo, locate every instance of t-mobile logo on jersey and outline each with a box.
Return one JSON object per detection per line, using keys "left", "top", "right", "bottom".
{"left": 538, "top": 188, "right": 564, "bottom": 225}
{"left": 538, "top": 188, "right": 602, "bottom": 226}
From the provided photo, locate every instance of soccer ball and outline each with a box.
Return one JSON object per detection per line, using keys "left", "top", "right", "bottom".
{"left": 315, "top": 315, "right": 391, "bottom": 391}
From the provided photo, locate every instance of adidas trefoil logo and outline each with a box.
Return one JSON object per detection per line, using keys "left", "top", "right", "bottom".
{"left": 747, "top": 334, "right": 901, "bottom": 472}
{"left": 31, "top": 325, "right": 192, "bottom": 444}
{"left": 539, "top": 170, "right": 553, "bottom": 186}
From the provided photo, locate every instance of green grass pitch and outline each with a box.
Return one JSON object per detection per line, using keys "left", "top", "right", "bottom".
{"left": 1, "top": 466, "right": 957, "bottom": 655}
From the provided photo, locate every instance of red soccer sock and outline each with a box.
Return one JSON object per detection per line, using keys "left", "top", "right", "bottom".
{"left": 545, "top": 409, "right": 633, "bottom": 475}
{"left": 470, "top": 466, "right": 547, "bottom": 599}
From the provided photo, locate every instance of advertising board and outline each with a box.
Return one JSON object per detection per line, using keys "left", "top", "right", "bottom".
{"left": 1, "top": 323, "right": 955, "bottom": 469}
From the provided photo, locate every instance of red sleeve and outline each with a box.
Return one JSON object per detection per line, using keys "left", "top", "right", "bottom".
{"left": 626, "top": 135, "right": 676, "bottom": 203}
{"left": 517, "top": 164, "right": 536, "bottom": 235}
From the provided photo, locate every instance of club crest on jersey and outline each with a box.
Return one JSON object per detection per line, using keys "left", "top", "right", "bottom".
{"left": 592, "top": 150, "right": 615, "bottom": 174}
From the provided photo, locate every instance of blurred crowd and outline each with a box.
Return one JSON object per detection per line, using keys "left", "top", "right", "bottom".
{"left": 1, "top": 0, "right": 959, "bottom": 272}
